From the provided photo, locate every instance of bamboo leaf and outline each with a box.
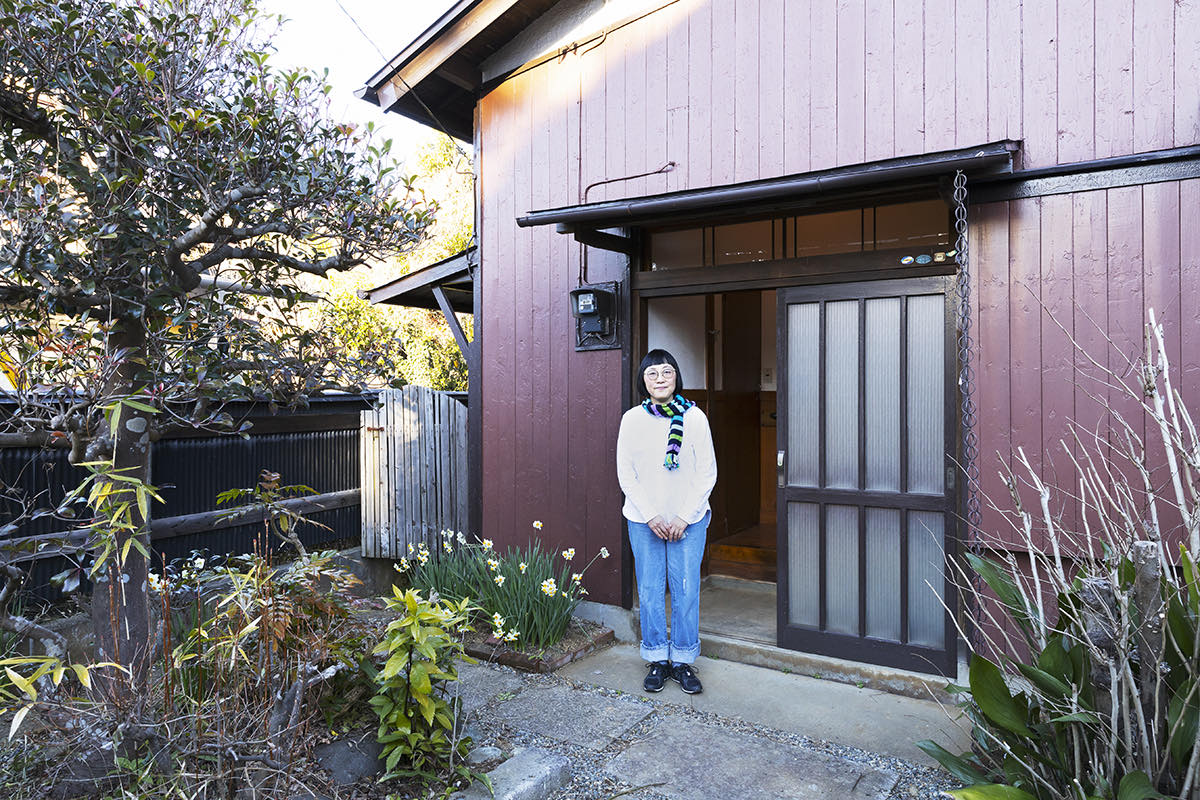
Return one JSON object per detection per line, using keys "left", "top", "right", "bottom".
{"left": 8, "top": 705, "right": 30, "bottom": 740}
{"left": 4, "top": 669, "right": 35, "bottom": 701}
{"left": 70, "top": 664, "right": 91, "bottom": 689}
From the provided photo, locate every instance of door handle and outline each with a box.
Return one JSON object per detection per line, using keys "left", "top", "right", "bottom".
{"left": 777, "top": 450, "right": 785, "bottom": 488}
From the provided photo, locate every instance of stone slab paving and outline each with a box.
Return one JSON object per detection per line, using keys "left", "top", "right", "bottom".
{"left": 558, "top": 644, "right": 971, "bottom": 763}
{"left": 454, "top": 661, "right": 527, "bottom": 717}
{"left": 487, "top": 683, "right": 654, "bottom": 751}
{"left": 605, "top": 715, "right": 899, "bottom": 800}
{"left": 451, "top": 748, "right": 571, "bottom": 800}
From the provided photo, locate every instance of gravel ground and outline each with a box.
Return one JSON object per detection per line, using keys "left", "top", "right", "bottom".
{"left": 463, "top": 666, "right": 962, "bottom": 800}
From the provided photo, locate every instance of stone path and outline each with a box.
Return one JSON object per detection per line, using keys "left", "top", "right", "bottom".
{"left": 606, "top": 716, "right": 896, "bottom": 800}
{"left": 451, "top": 658, "right": 938, "bottom": 800}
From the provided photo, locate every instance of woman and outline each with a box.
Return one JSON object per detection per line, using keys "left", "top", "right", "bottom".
{"left": 616, "top": 348, "right": 717, "bottom": 694}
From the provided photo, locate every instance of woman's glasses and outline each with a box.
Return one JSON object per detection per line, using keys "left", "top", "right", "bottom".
{"left": 643, "top": 367, "right": 676, "bottom": 381}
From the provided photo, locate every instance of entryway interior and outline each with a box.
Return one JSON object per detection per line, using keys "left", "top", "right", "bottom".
{"left": 645, "top": 289, "right": 779, "bottom": 644}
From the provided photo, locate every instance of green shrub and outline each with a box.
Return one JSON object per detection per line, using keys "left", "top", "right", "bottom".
{"left": 368, "top": 587, "right": 481, "bottom": 790}
{"left": 400, "top": 525, "right": 611, "bottom": 651}
{"left": 919, "top": 316, "right": 1200, "bottom": 799}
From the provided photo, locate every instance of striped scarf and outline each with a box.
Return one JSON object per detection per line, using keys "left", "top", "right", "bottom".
{"left": 641, "top": 394, "right": 694, "bottom": 470}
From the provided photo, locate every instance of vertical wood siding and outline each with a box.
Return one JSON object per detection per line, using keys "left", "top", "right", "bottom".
{"left": 479, "top": 0, "right": 1200, "bottom": 602}
{"left": 969, "top": 180, "right": 1200, "bottom": 553}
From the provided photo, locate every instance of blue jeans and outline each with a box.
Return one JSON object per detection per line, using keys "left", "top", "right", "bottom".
{"left": 627, "top": 511, "right": 710, "bottom": 664}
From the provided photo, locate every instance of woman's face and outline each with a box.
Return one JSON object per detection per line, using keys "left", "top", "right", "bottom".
{"left": 643, "top": 362, "right": 677, "bottom": 404}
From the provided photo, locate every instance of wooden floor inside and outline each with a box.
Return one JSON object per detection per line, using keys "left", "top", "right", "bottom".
{"left": 706, "top": 523, "right": 776, "bottom": 582}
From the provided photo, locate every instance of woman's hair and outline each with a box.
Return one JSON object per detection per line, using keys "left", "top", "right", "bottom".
{"left": 636, "top": 348, "right": 684, "bottom": 400}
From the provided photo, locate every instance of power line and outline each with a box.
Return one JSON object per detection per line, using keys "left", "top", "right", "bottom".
{"left": 333, "top": 0, "right": 474, "bottom": 168}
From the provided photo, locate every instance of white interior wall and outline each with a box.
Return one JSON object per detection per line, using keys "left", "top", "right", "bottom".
{"left": 645, "top": 295, "right": 707, "bottom": 390}
{"left": 761, "top": 289, "right": 777, "bottom": 390}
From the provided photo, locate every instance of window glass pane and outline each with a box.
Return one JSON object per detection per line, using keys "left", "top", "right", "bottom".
{"left": 866, "top": 507, "right": 901, "bottom": 641}
{"left": 906, "top": 294, "right": 944, "bottom": 494}
{"left": 865, "top": 297, "right": 901, "bottom": 491}
{"left": 824, "top": 300, "right": 859, "bottom": 489}
{"left": 874, "top": 199, "right": 950, "bottom": 252}
{"left": 713, "top": 220, "right": 773, "bottom": 264}
{"left": 825, "top": 505, "right": 859, "bottom": 635}
{"left": 648, "top": 228, "right": 703, "bottom": 270}
{"left": 787, "top": 302, "right": 820, "bottom": 486}
{"left": 795, "top": 209, "right": 865, "bottom": 257}
{"left": 908, "top": 511, "right": 946, "bottom": 648}
{"left": 788, "top": 502, "right": 820, "bottom": 627}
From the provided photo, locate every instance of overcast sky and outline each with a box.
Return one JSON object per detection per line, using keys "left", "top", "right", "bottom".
{"left": 258, "top": 0, "right": 458, "bottom": 165}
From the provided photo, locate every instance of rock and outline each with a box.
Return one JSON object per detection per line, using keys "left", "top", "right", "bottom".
{"left": 466, "top": 745, "right": 505, "bottom": 765}
{"left": 605, "top": 716, "right": 898, "bottom": 800}
{"left": 312, "top": 732, "right": 384, "bottom": 786}
{"left": 487, "top": 684, "right": 652, "bottom": 751}
{"left": 451, "top": 747, "right": 570, "bottom": 800}
{"left": 48, "top": 747, "right": 116, "bottom": 800}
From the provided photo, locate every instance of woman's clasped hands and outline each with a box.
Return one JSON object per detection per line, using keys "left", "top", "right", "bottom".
{"left": 646, "top": 514, "right": 689, "bottom": 541}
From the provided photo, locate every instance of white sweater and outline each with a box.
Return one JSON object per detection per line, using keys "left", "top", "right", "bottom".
{"left": 616, "top": 404, "right": 717, "bottom": 524}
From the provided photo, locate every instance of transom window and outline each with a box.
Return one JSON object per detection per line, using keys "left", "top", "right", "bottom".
{"left": 646, "top": 199, "right": 951, "bottom": 271}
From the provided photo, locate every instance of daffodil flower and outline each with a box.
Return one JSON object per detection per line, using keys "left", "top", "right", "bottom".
{"left": 532, "top": 520, "right": 543, "bottom": 530}
{"left": 482, "top": 538, "right": 494, "bottom": 551}
{"left": 541, "top": 578, "right": 557, "bottom": 597}
{"left": 561, "top": 548, "right": 575, "bottom": 561}
{"left": 494, "top": 574, "right": 506, "bottom": 586}
{"left": 519, "top": 562, "right": 528, "bottom": 573}
{"left": 572, "top": 572, "right": 583, "bottom": 583}
{"left": 599, "top": 547, "right": 610, "bottom": 559}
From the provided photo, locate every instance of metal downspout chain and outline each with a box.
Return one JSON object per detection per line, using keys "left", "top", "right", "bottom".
{"left": 953, "top": 170, "right": 984, "bottom": 651}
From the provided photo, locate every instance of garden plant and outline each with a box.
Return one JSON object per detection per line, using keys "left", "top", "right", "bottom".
{"left": 920, "top": 312, "right": 1200, "bottom": 800}
{"left": 399, "top": 523, "right": 611, "bottom": 652}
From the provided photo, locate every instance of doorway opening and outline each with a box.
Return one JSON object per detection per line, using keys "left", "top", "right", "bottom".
{"left": 643, "top": 288, "right": 780, "bottom": 645}
{"left": 642, "top": 291, "right": 779, "bottom": 572}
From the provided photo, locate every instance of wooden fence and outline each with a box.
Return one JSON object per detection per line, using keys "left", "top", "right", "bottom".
{"left": 360, "top": 386, "right": 468, "bottom": 558}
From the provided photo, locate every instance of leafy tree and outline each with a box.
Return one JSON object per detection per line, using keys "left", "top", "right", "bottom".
{"left": 0, "top": 0, "right": 432, "bottom": 691}
{"left": 315, "top": 133, "right": 473, "bottom": 391}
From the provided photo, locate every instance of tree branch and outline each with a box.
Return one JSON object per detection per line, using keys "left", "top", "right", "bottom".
{"left": 187, "top": 245, "right": 365, "bottom": 277}
{"left": 0, "top": 431, "right": 73, "bottom": 449}
{"left": 166, "top": 184, "right": 267, "bottom": 289}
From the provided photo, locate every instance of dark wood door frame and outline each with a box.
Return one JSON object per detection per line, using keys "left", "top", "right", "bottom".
{"left": 775, "top": 275, "right": 960, "bottom": 677}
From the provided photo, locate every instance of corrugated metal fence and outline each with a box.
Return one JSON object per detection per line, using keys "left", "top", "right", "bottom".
{"left": 1, "top": 395, "right": 370, "bottom": 601}
{"left": 360, "top": 387, "right": 468, "bottom": 558}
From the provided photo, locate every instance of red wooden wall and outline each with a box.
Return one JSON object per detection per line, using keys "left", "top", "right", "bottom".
{"left": 478, "top": 0, "right": 1200, "bottom": 604}
{"left": 971, "top": 182, "right": 1200, "bottom": 553}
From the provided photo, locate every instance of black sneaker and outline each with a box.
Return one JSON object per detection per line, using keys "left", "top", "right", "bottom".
{"left": 671, "top": 662, "right": 703, "bottom": 694}
{"left": 643, "top": 660, "right": 670, "bottom": 693}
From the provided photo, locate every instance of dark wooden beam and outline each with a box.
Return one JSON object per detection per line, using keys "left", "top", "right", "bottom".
{"left": 432, "top": 284, "right": 473, "bottom": 360}
{"left": 557, "top": 224, "right": 638, "bottom": 256}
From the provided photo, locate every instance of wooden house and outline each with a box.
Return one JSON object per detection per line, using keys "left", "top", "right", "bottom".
{"left": 360, "top": 0, "right": 1200, "bottom": 677}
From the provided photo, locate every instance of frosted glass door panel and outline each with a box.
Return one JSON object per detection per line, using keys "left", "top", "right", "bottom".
{"left": 824, "top": 301, "right": 859, "bottom": 489}
{"left": 908, "top": 511, "right": 946, "bottom": 648}
{"left": 788, "top": 503, "right": 820, "bottom": 627}
{"left": 906, "top": 295, "right": 945, "bottom": 494}
{"left": 788, "top": 303, "right": 820, "bottom": 486}
{"left": 825, "top": 505, "right": 859, "bottom": 635}
{"left": 865, "top": 507, "right": 901, "bottom": 641}
{"left": 865, "top": 298, "right": 901, "bottom": 491}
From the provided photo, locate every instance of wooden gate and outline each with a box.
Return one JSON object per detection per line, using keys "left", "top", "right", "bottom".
{"left": 360, "top": 386, "right": 469, "bottom": 558}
